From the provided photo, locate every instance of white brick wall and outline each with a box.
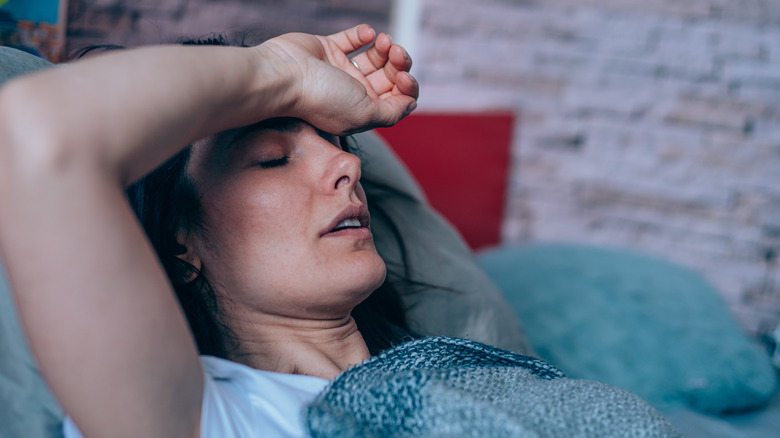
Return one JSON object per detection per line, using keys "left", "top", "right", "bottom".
{"left": 66, "top": 0, "right": 392, "bottom": 51}
{"left": 416, "top": 0, "right": 780, "bottom": 335}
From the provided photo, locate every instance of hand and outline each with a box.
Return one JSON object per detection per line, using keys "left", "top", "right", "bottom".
{"left": 258, "top": 24, "right": 419, "bottom": 135}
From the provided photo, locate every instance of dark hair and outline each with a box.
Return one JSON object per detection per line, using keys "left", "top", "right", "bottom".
{"left": 125, "top": 147, "right": 229, "bottom": 357}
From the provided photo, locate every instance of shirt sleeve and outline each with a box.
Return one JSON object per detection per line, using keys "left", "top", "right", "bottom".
{"left": 199, "top": 369, "right": 257, "bottom": 437}
{"left": 200, "top": 357, "right": 327, "bottom": 438}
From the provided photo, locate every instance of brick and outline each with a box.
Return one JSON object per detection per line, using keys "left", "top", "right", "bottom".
{"left": 699, "top": 23, "right": 768, "bottom": 60}
{"left": 563, "top": 85, "right": 658, "bottom": 120}
{"left": 723, "top": 58, "right": 780, "bottom": 87}
{"left": 466, "top": 70, "right": 566, "bottom": 97}
{"left": 735, "top": 84, "right": 780, "bottom": 106}
{"left": 664, "top": 95, "right": 766, "bottom": 131}
{"left": 68, "top": 0, "right": 391, "bottom": 50}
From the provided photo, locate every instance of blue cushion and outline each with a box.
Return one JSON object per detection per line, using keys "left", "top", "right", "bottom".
{"left": 478, "top": 243, "right": 778, "bottom": 414}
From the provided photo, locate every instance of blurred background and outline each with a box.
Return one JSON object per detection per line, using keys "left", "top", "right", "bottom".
{"left": 3, "top": 0, "right": 779, "bottom": 341}
{"left": 0, "top": 0, "right": 66, "bottom": 60}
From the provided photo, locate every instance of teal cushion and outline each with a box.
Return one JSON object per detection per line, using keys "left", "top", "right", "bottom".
{"left": 479, "top": 243, "right": 778, "bottom": 414}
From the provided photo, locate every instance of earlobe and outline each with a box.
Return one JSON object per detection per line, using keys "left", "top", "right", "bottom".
{"left": 175, "top": 232, "right": 202, "bottom": 284}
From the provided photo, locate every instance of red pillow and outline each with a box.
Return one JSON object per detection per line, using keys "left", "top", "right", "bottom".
{"left": 376, "top": 112, "right": 515, "bottom": 250}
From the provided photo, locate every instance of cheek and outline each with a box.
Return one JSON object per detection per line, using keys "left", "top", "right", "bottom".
{"left": 198, "top": 183, "right": 310, "bottom": 276}
{"left": 355, "top": 183, "right": 368, "bottom": 205}
{"left": 241, "top": 189, "right": 294, "bottom": 236}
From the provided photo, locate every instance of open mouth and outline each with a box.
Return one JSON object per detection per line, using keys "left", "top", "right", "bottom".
{"left": 321, "top": 205, "right": 371, "bottom": 237}
{"left": 331, "top": 217, "right": 364, "bottom": 232}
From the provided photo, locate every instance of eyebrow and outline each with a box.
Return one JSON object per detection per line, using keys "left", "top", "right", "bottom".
{"left": 216, "top": 118, "right": 337, "bottom": 152}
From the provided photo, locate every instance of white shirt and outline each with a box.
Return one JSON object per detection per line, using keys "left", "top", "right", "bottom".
{"left": 63, "top": 355, "right": 329, "bottom": 438}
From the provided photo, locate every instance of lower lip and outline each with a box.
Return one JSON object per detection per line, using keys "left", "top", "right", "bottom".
{"left": 322, "top": 227, "right": 373, "bottom": 240}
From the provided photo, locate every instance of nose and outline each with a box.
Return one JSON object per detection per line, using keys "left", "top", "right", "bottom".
{"left": 325, "top": 148, "right": 362, "bottom": 194}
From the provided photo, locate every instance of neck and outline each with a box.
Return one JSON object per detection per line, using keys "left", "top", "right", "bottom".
{"left": 221, "top": 310, "right": 370, "bottom": 380}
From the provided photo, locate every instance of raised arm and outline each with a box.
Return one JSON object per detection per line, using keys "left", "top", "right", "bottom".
{"left": 0, "top": 24, "right": 416, "bottom": 438}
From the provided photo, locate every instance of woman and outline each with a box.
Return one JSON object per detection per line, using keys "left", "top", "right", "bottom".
{"left": 0, "top": 25, "right": 681, "bottom": 438}
{"left": 0, "top": 24, "right": 418, "bottom": 437}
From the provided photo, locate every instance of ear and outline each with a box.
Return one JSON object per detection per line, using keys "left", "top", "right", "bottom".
{"left": 175, "top": 231, "right": 202, "bottom": 283}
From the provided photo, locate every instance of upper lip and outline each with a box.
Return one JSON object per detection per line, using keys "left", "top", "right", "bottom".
{"left": 320, "top": 204, "right": 370, "bottom": 236}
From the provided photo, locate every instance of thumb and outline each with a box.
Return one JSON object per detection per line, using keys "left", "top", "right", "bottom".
{"left": 364, "top": 97, "right": 418, "bottom": 130}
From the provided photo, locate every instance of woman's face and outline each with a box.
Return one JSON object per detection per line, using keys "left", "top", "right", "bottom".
{"left": 184, "top": 119, "right": 386, "bottom": 320}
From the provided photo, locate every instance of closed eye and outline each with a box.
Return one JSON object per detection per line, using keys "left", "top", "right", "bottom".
{"left": 258, "top": 157, "right": 289, "bottom": 168}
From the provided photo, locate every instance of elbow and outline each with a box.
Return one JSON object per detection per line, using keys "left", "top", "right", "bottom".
{"left": 0, "top": 82, "right": 26, "bottom": 188}
{"left": 0, "top": 78, "right": 88, "bottom": 185}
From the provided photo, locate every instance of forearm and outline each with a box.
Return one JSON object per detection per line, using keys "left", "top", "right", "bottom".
{"left": 0, "top": 44, "right": 290, "bottom": 185}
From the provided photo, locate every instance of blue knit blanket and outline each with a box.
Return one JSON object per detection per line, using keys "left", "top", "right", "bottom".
{"left": 306, "top": 337, "right": 681, "bottom": 437}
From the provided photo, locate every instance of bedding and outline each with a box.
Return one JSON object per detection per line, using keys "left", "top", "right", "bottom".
{"left": 306, "top": 337, "right": 681, "bottom": 437}
{"left": 0, "top": 46, "right": 52, "bottom": 84}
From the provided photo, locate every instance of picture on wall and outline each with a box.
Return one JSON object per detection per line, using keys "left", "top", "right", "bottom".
{"left": 0, "top": 0, "right": 67, "bottom": 62}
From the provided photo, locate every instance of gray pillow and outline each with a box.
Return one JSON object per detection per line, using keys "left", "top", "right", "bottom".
{"left": 355, "top": 131, "right": 532, "bottom": 354}
{"left": 0, "top": 46, "right": 53, "bottom": 86}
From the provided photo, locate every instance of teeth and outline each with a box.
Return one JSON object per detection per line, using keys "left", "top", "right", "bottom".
{"left": 334, "top": 218, "right": 362, "bottom": 230}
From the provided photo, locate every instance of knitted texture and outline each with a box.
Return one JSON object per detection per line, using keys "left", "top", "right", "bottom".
{"left": 306, "top": 337, "right": 681, "bottom": 437}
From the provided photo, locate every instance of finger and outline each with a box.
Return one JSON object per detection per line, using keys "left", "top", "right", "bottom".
{"left": 375, "top": 71, "right": 419, "bottom": 104}
{"left": 326, "top": 85, "right": 418, "bottom": 135}
{"left": 332, "top": 95, "right": 417, "bottom": 135}
{"left": 326, "top": 24, "right": 376, "bottom": 55}
{"left": 392, "top": 71, "right": 419, "bottom": 100}
{"left": 363, "top": 46, "right": 414, "bottom": 96}
{"left": 388, "top": 44, "right": 412, "bottom": 73}
{"left": 350, "top": 33, "right": 392, "bottom": 75}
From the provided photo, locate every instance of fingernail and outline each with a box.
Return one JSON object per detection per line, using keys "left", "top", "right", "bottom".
{"left": 405, "top": 102, "right": 417, "bottom": 116}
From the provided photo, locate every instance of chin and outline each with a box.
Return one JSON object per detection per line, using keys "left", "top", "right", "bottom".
{"left": 310, "top": 251, "right": 387, "bottom": 315}
{"left": 361, "top": 254, "right": 388, "bottom": 293}
{"left": 350, "top": 253, "right": 388, "bottom": 301}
